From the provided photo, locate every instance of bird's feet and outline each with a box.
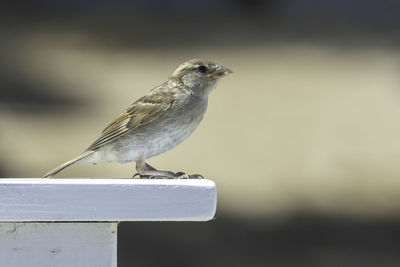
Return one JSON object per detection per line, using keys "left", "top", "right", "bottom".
{"left": 174, "top": 172, "right": 204, "bottom": 179}
{"left": 134, "top": 154, "right": 204, "bottom": 179}
{"left": 132, "top": 171, "right": 204, "bottom": 179}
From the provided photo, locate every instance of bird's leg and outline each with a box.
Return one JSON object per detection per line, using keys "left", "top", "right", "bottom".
{"left": 132, "top": 150, "right": 204, "bottom": 179}
{"left": 173, "top": 172, "right": 204, "bottom": 179}
{"left": 133, "top": 150, "right": 175, "bottom": 179}
{"left": 144, "top": 163, "right": 157, "bottom": 171}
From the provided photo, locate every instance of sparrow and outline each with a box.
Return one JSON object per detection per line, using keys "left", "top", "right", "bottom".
{"left": 43, "top": 59, "right": 232, "bottom": 178}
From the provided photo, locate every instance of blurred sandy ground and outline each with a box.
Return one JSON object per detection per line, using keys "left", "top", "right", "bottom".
{"left": 1, "top": 1, "right": 400, "bottom": 222}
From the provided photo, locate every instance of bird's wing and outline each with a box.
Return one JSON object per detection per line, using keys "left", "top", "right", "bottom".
{"left": 86, "top": 90, "right": 175, "bottom": 151}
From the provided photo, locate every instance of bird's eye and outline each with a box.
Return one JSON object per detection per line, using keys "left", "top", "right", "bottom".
{"left": 197, "top": 65, "right": 207, "bottom": 73}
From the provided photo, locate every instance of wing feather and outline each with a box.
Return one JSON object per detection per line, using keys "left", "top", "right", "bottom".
{"left": 86, "top": 90, "right": 175, "bottom": 151}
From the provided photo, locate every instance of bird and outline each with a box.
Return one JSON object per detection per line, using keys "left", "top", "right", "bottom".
{"left": 43, "top": 59, "right": 232, "bottom": 178}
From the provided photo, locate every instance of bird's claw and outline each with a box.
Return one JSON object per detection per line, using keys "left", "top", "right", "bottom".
{"left": 174, "top": 172, "right": 204, "bottom": 179}
{"left": 174, "top": 172, "right": 189, "bottom": 179}
{"left": 132, "top": 173, "right": 160, "bottom": 179}
{"left": 190, "top": 174, "right": 204, "bottom": 179}
{"left": 132, "top": 172, "right": 204, "bottom": 179}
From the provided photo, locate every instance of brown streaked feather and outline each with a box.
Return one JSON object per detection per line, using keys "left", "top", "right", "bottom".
{"left": 86, "top": 90, "right": 175, "bottom": 151}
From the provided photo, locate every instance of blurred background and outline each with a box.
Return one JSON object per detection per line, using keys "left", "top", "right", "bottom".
{"left": 2, "top": 0, "right": 400, "bottom": 266}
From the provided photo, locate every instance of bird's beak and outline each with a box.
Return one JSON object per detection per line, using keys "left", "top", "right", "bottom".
{"left": 208, "top": 65, "right": 233, "bottom": 78}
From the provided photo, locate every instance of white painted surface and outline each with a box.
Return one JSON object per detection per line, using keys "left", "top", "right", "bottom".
{"left": 0, "top": 178, "right": 217, "bottom": 221}
{"left": 0, "top": 222, "right": 117, "bottom": 267}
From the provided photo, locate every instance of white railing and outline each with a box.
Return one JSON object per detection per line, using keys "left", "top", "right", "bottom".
{"left": 0, "top": 178, "right": 217, "bottom": 267}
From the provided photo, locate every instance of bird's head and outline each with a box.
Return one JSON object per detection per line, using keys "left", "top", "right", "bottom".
{"left": 169, "top": 59, "right": 233, "bottom": 96}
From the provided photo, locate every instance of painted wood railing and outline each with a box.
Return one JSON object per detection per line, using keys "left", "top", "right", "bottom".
{"left": 0, "top": 178, "right": 217, "bottom": 267}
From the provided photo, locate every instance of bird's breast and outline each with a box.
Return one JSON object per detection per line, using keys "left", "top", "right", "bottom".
{"left": 145, "top": 96, "right": 208, "bottom": 157}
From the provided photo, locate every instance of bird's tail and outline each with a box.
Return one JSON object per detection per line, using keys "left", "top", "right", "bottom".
{"left": 43, "top": 151, "right": 94, "bottom": 178}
